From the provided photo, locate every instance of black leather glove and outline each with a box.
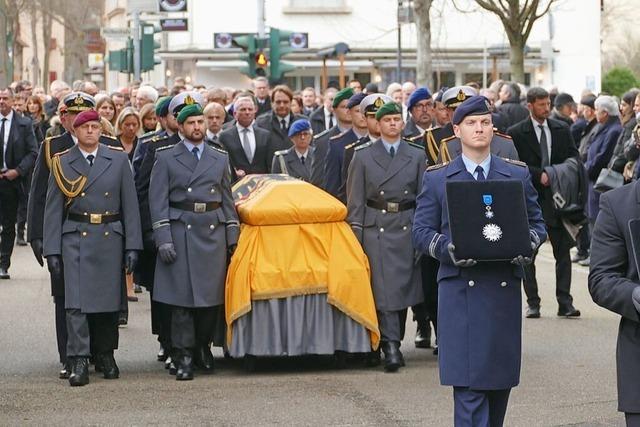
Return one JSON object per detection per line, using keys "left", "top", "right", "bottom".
{"left": 31, "top": 239, "right": 44, "bottom": 267}
{"left": 124, "top": 250, "right": 139, "bottom": 275}
{"left": 46, "top": 255, "right": 62, "bottom": 278}
{"left": 510, "top": 255, "right": 532, "bottom": 266}
{"left": 228, "top": 244, "right": 237, "bottom": 257}
{"left": 447, "top": 243, "right": 477, "bottom": 268}
{"left": 157, "top": 243, "right": 177, "bottom": 264}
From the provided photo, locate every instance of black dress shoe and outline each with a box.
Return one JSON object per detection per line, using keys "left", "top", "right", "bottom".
{"left": 100, "top": 353, "right": 120, "bottom": 379}
{"left": 525, "top": 305, "right": 541, "bottom": 318}
{"left": 94, "top": 356, "right": 104, "bottom": 373}
{"left": 558, "top": 306, "right": 581, "bottom": 317}
{"left": 157, "top": 344, "right": 168, "bottom": 362}
{"left": 175, "top": 352, "right": 194, "bottom": 381}
{"left": 0, "top": 268, "right": 9, "bottom": 279}
{"left": 414, "top": 321, "right": 432, "bottom": 349}
{"left": 59, "top": 362, "right": 71, "bottom": 379}
{"left": 194, "top": 345, "right": 215, "bottom": 373}
{"left": 118, "top": 312, "right": 128, "bottom": 327}
{"left": 69, "top": 357, "right": 90, "bottom": 387}
{"left": 381, "top": 341, "right": 402, "bottom": 372}
{"left": 168, "top": 358, "right": 177, "bottom": 375}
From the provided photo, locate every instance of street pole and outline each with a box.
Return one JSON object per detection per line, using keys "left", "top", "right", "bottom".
{"left": 257, "top": 0, "right": 266, "bottom": 40}
{"left": 132, "top": 11, "right": 141, "bottom": 81}
{"left": 397, "top": 0, "right": 402, "bottom": 82}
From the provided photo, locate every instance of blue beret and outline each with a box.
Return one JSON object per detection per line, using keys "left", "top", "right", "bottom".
{"left": 347, "top": 92, "right": 367, "bottom": 109}
{"left": 288, "top": 119, "right": 311, "bottom": 137}
{"left": 407, "top": 87, "right": 432, "bottom": 111}
{"left": 452, "top": 96, "right": 492, "bottom": 125}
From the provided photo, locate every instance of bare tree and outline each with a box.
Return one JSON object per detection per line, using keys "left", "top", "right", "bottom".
{"left": 413, "top": 0, "right": 433, "bottom": 89}
{"left": 40, "top": 0, "right": 52, "bottom": 88}
{"left": 29, "top": 0, "right": 39, "bottom": 86}
{"left": 460, "top": 0, "right": 557, "bottom": 84}
{"left": 0, "top": 0, "right": 28, "bottom": 86}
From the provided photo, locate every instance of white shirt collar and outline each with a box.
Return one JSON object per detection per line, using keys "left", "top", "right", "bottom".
{"left": 236, "top": 122, "right": 254, "bottom": 133}
{"left": 531, "top": 117, "right": 548, "bottom": 129}
{"left": 0, "top": 110, "right": 13, "bottom": 121}
{"left": 78, "top": 145, "right": 98, "bottom": 159}
{"left": 206, "top": 129, "right": 219, "bottom": 140}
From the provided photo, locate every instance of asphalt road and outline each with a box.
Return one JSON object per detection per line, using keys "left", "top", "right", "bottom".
{"left": 0, "top": 242, "right": 626, "bottom": 426}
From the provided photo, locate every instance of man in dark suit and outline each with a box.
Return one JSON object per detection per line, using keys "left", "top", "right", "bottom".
{"left": 255, "top": 85, "right": 306, "bottom": 164}
{"left": 301, "top": 87, "right": 318, "bottom": 117}
{"left": 507, "top": 87, "right": 581, "bottom": 319}
{"left": 309, "top": 87, "right": 337, "bottom": 135}
{"left": 220, "top": 96, "right": 271, "bottom": 180}
{"left": 253, "top": 77, "right": 271, "bottom": 117}
{"left": 589, "top": 180, "right": 640, "bottom": 424}
{"left": 0, "top": 87, "right": 38, "bottom": 279}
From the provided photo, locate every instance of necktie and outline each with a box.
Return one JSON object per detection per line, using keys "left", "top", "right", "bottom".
{"left": 86, "top": 154, "right": 95, "bottom": 167}
{"left": 0, "top": 118, "right": 6, "bottom": 168}
{"left": 300, "top": 155, "right": 305, "bottom": 165}
{"left": 280, "top": 118, "right": 287, "bottom": 131}
{"left": 212, "top": 134, "right": 218, "bottom": 142}
{"left": 241, "top": 128, "right": 253, "bottom": 163}
{"left": 475, "top": 165, "right": 485, "bottom": 181}
{"left": 328, "top": 113, "right": 334, "bottom": 129}
{"left": 538, "top": 124, "right": 550, "bottom": 167}
{"left": 389, "top": 146, "right": 395, "bottom": 158}
{"left": 191, "top": 146, "right": 199, "bottom": 161}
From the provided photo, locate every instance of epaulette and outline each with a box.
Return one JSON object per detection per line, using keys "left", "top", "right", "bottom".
{"left": 313, "top": 129, "right": 330, "bottom": 140}
{"left": 408, "top": 134, "right": 423, "bottom": 142}
{"left": 107, "top": 145, "right": 124, "bottom": 151}
{"left": 101, "top": 134, "right": 117, "bottom": 140}
{"left": 425, "top": 126, "right": 441, "bottom": 132}
{"left": 210, "top": 145, "right": 228, "bottom": 155}
{"left": 329, "top": 130, "right": 348, "bottom": 141}
{"left": 504, "top": 158, "right": 527, "bottom": 167}
{"left": 53, "top": 148, "right": 70, "bottom": 158}
{"left": 155, "top": 144, "right": 175, "bottom": 153}
{"left": 355, "top": 141, "right": 373, "bottom": 151}
{"left": 140, "top": 130, "right": 157, "bottom": 139}
{"left": 427, "top": 162, "right": 448, "bottom": 171}
{"left": 344, "top": 141, "right": 358, "bottom": 151}
{"left": 273, "top": 149, "right": 287, "bottom": 156}
{"left": 493, "top": 129, "right": 512, "bottom": 140}
{"left": 148, "top": 135, "right": 168, "bottom": 144}
{"left": 406, "top": 141, "right": 424, "bottom": 150}
{"left": 441, "top": 135, "right": 456, "bottom": 144}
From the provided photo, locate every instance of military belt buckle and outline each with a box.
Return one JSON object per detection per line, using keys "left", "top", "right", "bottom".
{"left": 90, "top": 214, "right": 102, "bottom": 224}
{"left": 387, "top": 202, "right": 399, "bottom": 213}
{"left": 194, "top": 202, "right": 207, "bottom": 213}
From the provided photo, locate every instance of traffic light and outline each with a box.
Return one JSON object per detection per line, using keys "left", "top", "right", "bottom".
{"left": 141, "top": 24, "right": 161, "bottom": 72}
{"left": 108, "top": 38, "right": 133, "bottom": 73}
{"left": 234, "top": 34, "right": 258, "bottom": 78}
{"left": 268, "top": 28, "right": 296, "bottom": 83}
{"left": 255, "top": 51, "right": 268, "bottom": 77}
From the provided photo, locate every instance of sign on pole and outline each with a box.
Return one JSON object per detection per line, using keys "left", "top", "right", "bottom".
{"left": 102, "top": 27, "right": 132, "bottom": 40}
{"left": 159, "top": 0, "right": 187, "bottom": 12}
{"left": 160, "top": 19, "right": 188, "bottom": 31}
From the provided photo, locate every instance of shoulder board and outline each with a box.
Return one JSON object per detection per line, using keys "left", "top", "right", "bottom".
{"left": 273, "top": 149, "right": 287, "bottom": 156}
{"left": 493, "top": 129, "right": 512, "bottom": 140}
{"left": 101, "top": 134, "right": 117, "bottom": 140}
{"left": 425, "top": 126, "right": 441, "bottom": 132}
{"left": 355, "top": 141, "right": 373, "bottom": 151}
{"left": 441, "top": 135, "right": 456, "bottom": 144}
{"left": 155, "top": 144, "right": 175, "bottom": 153}
{"left": 329, "top": 130, "right": 348, "bottom": 140}
{"left": 504, "top": 158, "right": 526, "bottom": 167}
{"left": 53, "top": 148, "right": 70, "bottom": 158}
{"left": 406, "top": 141, "right": 424, "bottom": 150}
{"left": 408, "top": 134, "right": 423, "bottom": 142}
{"left": 107, "top": 146, "right": 124, "bottom": 151}
{"left": 140, "top": 130, "right": 157, "bottom": 139}
{"left": 313, "top": 129, "right": 330, "bottom": 140}
{"left": 344, "top": 142, "right": 358, "bottom": 151}
{"left": 427, "top": 162, "right": 448, "bottom": 171}
{"left": 149, "top": 135, "right": 169, "bottom": 144}
{"left": 210, "top": 145, "right": 228, "bottom": 155}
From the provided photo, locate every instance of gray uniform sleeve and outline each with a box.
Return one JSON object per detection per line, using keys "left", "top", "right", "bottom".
{"left": 149, "top": 153, "right": 172, "bottom": 247}
{"left": 42, "top": 173, "right": 64, "bottom": 257}
{"left": 221, "top": 156, "right": 240, "bottom": 247}
{"left": 346, "top": 151, "right": 366, "bottom": 243}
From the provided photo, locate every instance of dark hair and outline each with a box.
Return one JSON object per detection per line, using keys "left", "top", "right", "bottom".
{"left": 271, "top": 85, "right": 293, "bottom": 102}
{"left": 27, "top": 95, "right": 44, "bottom": 120}
{"left": 622, "top": 89, "right": 640, "bottom": 106}
{"left": 526, "top": 87, "right": 550, "bottom": 104}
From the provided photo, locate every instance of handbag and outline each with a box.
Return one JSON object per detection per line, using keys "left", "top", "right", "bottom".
{"left": 594, "top": 167, "right": 624, "bottom": 193}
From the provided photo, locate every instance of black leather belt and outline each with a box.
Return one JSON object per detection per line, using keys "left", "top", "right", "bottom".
{"left": 366, "top": 199, "right": 415, "bottom": 213}
{"left": 169, "top": 201, "right": 220, "bottom": 213}
{"left": 67, "top": 212, "right": 121, "bottom": 224}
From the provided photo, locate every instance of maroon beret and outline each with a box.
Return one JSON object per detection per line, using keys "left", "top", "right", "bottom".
{"left": 72, "top": 110, "right": 100, "bottom": 128}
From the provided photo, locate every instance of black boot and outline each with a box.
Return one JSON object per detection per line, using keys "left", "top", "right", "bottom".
{"left": 381, "top": 341, "right": 402, "bottom": 372}
{"left": 194, "top": 345, "right": 215, "bottom": 373}
{"left": 175, "top": 350, "right": 194, "bottom": 381}
{"left": 364, "top": 348, "right": 381, "bottom": 367}
{"left": 100, "top": 352, "right": 120, "bottom": 379}
{"left": 414, "top": 320, "right": 432, "bottom": 349}
{"left": 16, "top": 225, "right": 26, "bottom": 246}
{"left": 68, "top": 357, "right": 90, "bottom": 387}
{"left": 59, "top": 361, "right": 71, "bottom": 379}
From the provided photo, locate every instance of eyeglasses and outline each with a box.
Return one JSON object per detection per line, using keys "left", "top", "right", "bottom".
{"left": 413, "top": 103, "right": 433, "bottom": 110}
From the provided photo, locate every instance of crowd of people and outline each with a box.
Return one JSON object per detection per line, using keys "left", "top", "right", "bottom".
{"left": 2, "top": 72, "right": 640, "bottom": 425}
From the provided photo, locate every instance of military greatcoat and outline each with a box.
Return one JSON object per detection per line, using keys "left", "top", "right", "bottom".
{"left": 346, "top": 139, "right": 426, "bottom": 311}
{"left": 42, "top": 144, "right": 143, "bottom": 313}
{"left": 149, "top": 142, "right": 239, "bottom": 308}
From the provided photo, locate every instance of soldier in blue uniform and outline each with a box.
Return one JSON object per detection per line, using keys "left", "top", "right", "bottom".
{"left": 412, "top": 96, "right": 546, "bottom": 426}
{"left": 131, "top": 96, "right": 172, "bottom": 179}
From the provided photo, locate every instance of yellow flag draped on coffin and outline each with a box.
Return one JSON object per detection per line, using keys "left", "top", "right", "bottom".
{"left": 226, "top": 175, "right": 380, "bottom": 349}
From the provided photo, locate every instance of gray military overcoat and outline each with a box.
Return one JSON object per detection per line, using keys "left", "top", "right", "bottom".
{"left": 346, "top": 140, "right": 426, "bottom": 311}
{"left": 43, "top": 144, "right": 143, "bottom": 313}
{"left": 271, "top": 146, "right": 314, "bottom": 181}
{"left": 149, "top": 142, "right": 239, "bottom": 308}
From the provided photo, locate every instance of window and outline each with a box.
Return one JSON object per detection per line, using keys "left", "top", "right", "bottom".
{"left": 284, "top": 0, "right": 351, "bottom": 14}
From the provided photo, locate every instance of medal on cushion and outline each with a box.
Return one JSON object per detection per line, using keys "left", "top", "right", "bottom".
{"left": 482, "top": 194, "right": 502, "bottom": 242}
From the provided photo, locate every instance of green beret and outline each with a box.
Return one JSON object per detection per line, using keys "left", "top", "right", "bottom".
{"left": 155, "top": 96, "right": 172, "bottom": 116}
{"left": 176, "top": 104, "right": 204, "bottom": 124}
{"left": 375, "top": 102, "right": 403, "bottom": 120}
{"left": 332, "top": 87, "right": 355, "bottom": 108}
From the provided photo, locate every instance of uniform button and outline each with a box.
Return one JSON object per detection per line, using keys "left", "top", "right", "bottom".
{"left": 104, "top": 192, "right": 109, "bottom": 197}
{"left": 210, "top": 188, "right": 215, "bottom": 193}
{"left": 500, "top": 281, "right": 507, "bottom": 287}
{"left": 187, "top": 188, "right": 192, "bottom": 192}
{"left": 468, "top": 280, "right": 475, "bottom": 287}
{"left": 105, "top": 211, "right": 110, "bottom": 215}
{"left": 404, "top": 190, "right": 408, "bottom": 195}
{"left": 81, "top": 231, "right": 87, "bottom": 237}
{"left": 379, "top": 227, "right": 384, "bottom": 233}
{"left": 83, "top": 212, "right": 88, "bottom": 216}
{"left": 381, "top": 209, "right": 386, "bottom": 214}
{"left": 187, "top": 224, "right": 192, "bottom": 230}
{"left": 80, "top": 192, "right": 85, "bottom": 197}
{"left": 402, "top": 226, "right": 407, "bottom": 231}
{"left": 209, "top": 225, "right": 215, "bottom": 230}
{"left": 104, "top": 232, "right": 109, "bottom": 236}
{"left": 379, "top": 190, "right": 385, "bottom": 195}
